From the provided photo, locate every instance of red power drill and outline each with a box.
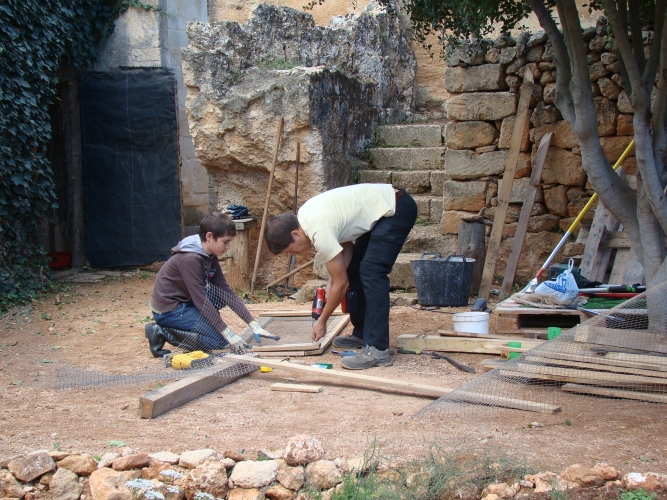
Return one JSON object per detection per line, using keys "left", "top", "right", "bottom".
{"left": 312, "top": 287, "right": 326, "bottom": 324}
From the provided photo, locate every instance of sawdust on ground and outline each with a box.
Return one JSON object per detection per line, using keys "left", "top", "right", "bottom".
{"left": 0, "top": 272, "right": 666, "bottom": 476}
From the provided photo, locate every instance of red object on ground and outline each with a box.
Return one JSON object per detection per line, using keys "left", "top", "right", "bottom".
{"left": 47, "top": 252, "right": 71, "bottom": 269}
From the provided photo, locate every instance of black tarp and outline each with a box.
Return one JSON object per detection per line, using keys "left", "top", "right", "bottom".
{"left": 80, "top": 68, "right": 181, "bottom": 267}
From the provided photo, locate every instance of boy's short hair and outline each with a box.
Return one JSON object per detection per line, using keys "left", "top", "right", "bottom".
{"left": 199, "top": 211, "right": 237, "bottom": 240}
{"left": 265, "top": 214, "right": 299, "bottom": 254}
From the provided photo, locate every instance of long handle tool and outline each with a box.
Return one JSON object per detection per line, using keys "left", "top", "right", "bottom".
{"left": 523, "top": 140, "right": 635, "bottom": 293}
{"left": 398, "top": 349, "right": 476, "bottom": 373}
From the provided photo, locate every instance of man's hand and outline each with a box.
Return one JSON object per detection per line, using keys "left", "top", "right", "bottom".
{"left": 311, "top": 319, "right": 327, "bottom": 341}
{"left": 221, "top": 326, "right": 251, "bottom": 353}
{"left": 249, "top": 320, "right": 281, "bottom": 342}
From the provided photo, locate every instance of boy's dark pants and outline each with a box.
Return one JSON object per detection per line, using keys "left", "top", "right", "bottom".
{"left": 346, "top": 191, "right": 418, "bottom": 351}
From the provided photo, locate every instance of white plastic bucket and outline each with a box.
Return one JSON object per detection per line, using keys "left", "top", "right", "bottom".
{"left": 452, "top": 312, "right": 489, "bottom": 335}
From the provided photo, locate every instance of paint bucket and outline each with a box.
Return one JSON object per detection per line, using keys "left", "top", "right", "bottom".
{"left": 452, "top": 312, "right": 489, "bottom": 335}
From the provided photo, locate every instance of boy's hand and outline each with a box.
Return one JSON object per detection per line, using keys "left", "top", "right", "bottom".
{"left": 221, "top": 327, "right": 251, "bottom": 352}
{"left": 311, "top": 319, "right": 327, "bottom": 342}
{"left": 249, "top": 320, "right": 280, "bottom": 341}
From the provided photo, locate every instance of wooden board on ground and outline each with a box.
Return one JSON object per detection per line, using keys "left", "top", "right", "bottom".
{"left": 574, "top": 327, "right": 667, "bottom": 354}
{"left": 579, "top": 198, "right": 620, "bottom": 282}
{"left": 271, "top": 383, "right": 322, "bottom": 393}
{"left": 480, "top": 359, "right": 508, "bottom": 371}
{"left": 139, "top": 363, "right": 250, "bottom": 419}
{"left": 249, "top": 314, "right": 349, "bottom": 355}
{"left": 499, "top": 364, "right": 667, "bottom": 388}
{"left": 561, "top": 383, "right": 667, "bottom": 403}
{"left": 227, "top": 355, "right": 558, "bottom": 413}
{"left": 395, "top": 334, "right": 543, "bottom": 355}
{"left": 523, "top": 354, "right": 667, "bottom": 378}
{"left": 494, "top": 297, "right": 590, "bottom": 334}
{"left": 438, "top": 330, "right": 526, "bottom": 341}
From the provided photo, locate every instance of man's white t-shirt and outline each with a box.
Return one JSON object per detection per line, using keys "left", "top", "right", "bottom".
{"left": 297, "top": 184, "right": 396, "bottom": 263}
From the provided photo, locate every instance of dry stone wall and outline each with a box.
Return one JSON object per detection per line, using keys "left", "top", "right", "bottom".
{"left": 438, "top": 17, "right": 644, "bottom": 283}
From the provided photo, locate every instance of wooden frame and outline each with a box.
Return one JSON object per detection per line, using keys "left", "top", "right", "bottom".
{"left": 250, "top": 314, "right": 350, "bottom": 355}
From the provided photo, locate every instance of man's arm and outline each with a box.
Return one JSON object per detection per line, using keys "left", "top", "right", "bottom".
{"left": 312, "top": 242, "right": 352, "bottom": 341}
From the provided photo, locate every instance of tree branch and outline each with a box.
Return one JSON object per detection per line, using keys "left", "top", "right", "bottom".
{"left": 628, "top": 0, "right": 646, "bottom": 74}
{"left": 635, "top": 176, "right": 666, "bottom": 283}
{"left": 651, "top": 6, "right": 667, "bottom": 182}
{"left": 529, "top": 0, "right": 575, "bottom": 121}
{"left": 604, "top": 0, "right": 641, "bottom": 93}
{"left": 643, "top": 0, "right": 666, "bottom": 86}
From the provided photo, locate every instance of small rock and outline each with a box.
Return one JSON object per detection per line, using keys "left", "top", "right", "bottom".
{"left": 265, "top": 484, "right": 296, "bottom": 500}
{"left": 482, "top": 494, "right": 501, "bottom": 500}
{"left": 158, "top": 469, "right": 185, "bottom": 485}
{"left": 49, "top": 468, "right": 82, "bottom": 500}
{"left": 305, "top": 460, "right": 342, "bottom": 491}
{"left": 220, "top": 457, "right": 237, "bottom": 469}
{"left": 223, "top": 450, "right": 244, "bottom": 462}
{"left": 112, "top": 453, "right": 150, "bottom": 471}
{"left": 48, "top": 451, "right": 70, "bottom": 461}
{"left": 623, "top": 471, "right": 663, "bottom": 491}
{"left": 141, "top": 460, "right": 173, "bottom": 480}
{"left": 97, "top": 453, "right": 119, "bottom": 469}
{"left": 561, "top": 464, "right": 604, "bottom": 487}
{"left": 148, "top": 452, "right": 180, "bottom": 465}
{"left": 284, "top": 435, "right": 325, "bottom": 466}
{"left": 230, "top": 460, "right": 279, "bottom": 489}
{"left": 481, "top": 482, "right": 515, "bottom": 498}
{"left": 0, "top": 469, "right": 25, "bottom": 498}
{"left": 593, "top": 463, "right": 619, "bottom": 481}
{"left": 57, "top": 454, "right": 98, "bottom": 477}
{"left": 119, "top": 448, "right": 135, "bottom": 457}
{"left": 8, "top": 452, "right": 56, "bottom": 482}
{"left": 178, "top": 449, "right": 216, "bottom": 469}
{"left": 88, "top": 468, "right": 141, "bottom": 500}
{"left": 277, "top": 464, "right": 305, "bottom": 491}
{"left": 39, "top": 471, "right": 55, "bottom": 485}
{"left": 519, "top": 479, "right": 534, "bottom": 488}
{"left": 228, "top": 488, "right": 263, "bottom": 500}
{"left": 179, "top": 458, "right": 230, "bottom": 500}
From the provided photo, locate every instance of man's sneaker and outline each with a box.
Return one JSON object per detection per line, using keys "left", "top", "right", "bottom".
{"left": 332, "top": 335, "right": 365, "bottom": 349}
{"left": 340, "top": 345, "right": 393, "bottom": 370}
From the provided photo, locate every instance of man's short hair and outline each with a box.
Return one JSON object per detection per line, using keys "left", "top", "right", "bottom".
{"left": 265, "top": 214, "right": 299, "bottom": 254}
{"left": 199, "top": 211, "right": 237, "bottom": 240}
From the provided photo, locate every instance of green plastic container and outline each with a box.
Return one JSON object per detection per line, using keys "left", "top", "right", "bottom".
{"left": 548, "top": 327, "right": 562, "bottom": 340}
{"left": 508, "top": 352, "right": 521, "bottom": 360}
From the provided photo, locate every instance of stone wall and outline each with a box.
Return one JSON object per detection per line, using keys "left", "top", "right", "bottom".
{"left": 439, "top": 17, "right": 642, "bottom": 283}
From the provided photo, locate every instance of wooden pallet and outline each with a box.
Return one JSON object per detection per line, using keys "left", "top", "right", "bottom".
{"left": 493, "top": 296, "right": 591, "bottom": 335}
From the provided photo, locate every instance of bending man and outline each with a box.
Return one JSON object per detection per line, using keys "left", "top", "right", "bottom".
{"left": 264, "top": 184, "right": 417, "bottom": 370}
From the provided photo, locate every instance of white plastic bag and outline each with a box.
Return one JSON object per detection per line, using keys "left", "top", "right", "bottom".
{"left": 534, "top": 259, "right": 579, "bottom": 301}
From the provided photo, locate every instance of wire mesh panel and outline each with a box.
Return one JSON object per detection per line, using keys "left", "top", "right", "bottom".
{"left": 419, "top": 281, "right": 667, "bottom": 420}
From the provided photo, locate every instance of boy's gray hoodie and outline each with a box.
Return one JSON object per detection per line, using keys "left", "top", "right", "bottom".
{"left": 149, "top": 235, "right": 253, "bottom": 333}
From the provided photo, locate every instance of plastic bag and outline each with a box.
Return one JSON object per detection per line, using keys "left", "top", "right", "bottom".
{"left": 534, "top": 259, "right": 579, "bottom": 301}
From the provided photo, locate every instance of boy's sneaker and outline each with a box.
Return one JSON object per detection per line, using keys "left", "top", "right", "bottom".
{"left": 332, "top": 335, "right": 365, "bottom": 349}
{"left": 340, "top": 345, "right": 393, "bottom": 370}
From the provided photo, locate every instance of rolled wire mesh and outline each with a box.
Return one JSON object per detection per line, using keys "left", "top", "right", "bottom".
{"left": 35, "top": 282, "right": 265, "bottom": 390}
{"left": 418, "top": 281, "right": 667, "bottom": 419}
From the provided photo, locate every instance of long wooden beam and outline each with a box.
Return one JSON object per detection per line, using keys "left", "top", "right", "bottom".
{"left": 396, "top": 334, "right": 543, "bottom": 355}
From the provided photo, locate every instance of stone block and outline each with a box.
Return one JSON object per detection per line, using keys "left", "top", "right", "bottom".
{"left": 543, "top": 184, "right": 569, "bottom": 216}
{"left": 540, "top": 147, "right": 586, "bottom": 186}
{"left": 445, "top": 40, "right": 486, "bottom": 66}
{"left": 430, "top": 171, "right": 446, "bottom": 195}
{"left": 476, "top": 145, "right": 497, "bottom": 153}
{"left": 506, "top": 56, "right": 527, "bottom": 75}
{"left": 530, "top": 101, "right": 562, "bottom": 127}
{"left": 617, "top": 114, "right": 634, "bottom": 135}
{"left": 516, "top": 152, "right": 532, "bottom": 178}
{"left": 358, "top": 170, "right": 391, "bottom": 184}
{"left": 598, "top": 77, "right": 622, "bottom": 99}
{"left": 506, "top": 75, "right": 521, "bottom": 91}
{"left": 444, "top": 149, "right": 508, "bottom": 180}
{"left": 497, "top": 231, "right": 565, "bottom": 283}
{"left": 589, "top": 61, "right": 610, "bottom": 81}
{"left": 526, "top": 44, "right": 544, "bottom": 62}
{"left": 595, "top": 96, "right": 618, "bottom": 136}
{"left": 589, "top": 35, "right": 606, "bottom": 52}
{"left": 499, "top": 47, "right": 518, "bottom": 65}
{"left": 533, "top": 121, "right": 578, "bottom": 149}
{"left": 528, "top": 214, "right": 562, "bottom": 232}
{"left": 599, "top": 136, "right": 634, "bottom": 163}
{"left": 485, "top": 47, "right": 500, "bottom": 63}
{"left": 392, "top": 171, "right": 430, "bottom": 194}
{"left": 441, "top": 210, "right": 478, "bottom": 234}
{"left": 446, "top": 92, "right": 517, "bottom": 121}
{"left": 430, "top": 198, "right": 443, "bottom": 223}
{"left": 498, "top": 116, "right": 530, "bottom": 151}
{"left": 388, "top": 253, "right": 419, "bottom": 289}
{"left": 403, "top": 225, "right": 458, "bottom": 254}
{"left": 568, "top": 199, "right": 590, "bottom": 217}
{"left": 413, "top": 196, "right": 431, "bottom": 220}
{"left": 442, "top": 180, "right": 489, "bottom": 211}
{"left": 543, "top": 82, "right": 556, "bottom": 103}
{"left": 376, "top": 124, "right": 442, "bottom": 147}
{"left": 600, "top": 52, "right": 617, "bottom": 65}
{"left": 617, "top": 90, "right": 633, "bottom": 113}
{"left": 498, "top": 177, "right": 544, "bottom": 204}
{"left": 445, "top": 64, "right": 507, "bottom": 93}
{"left": 527, "top": 30, "right": 548, "bottom": 47}
{"left": 540, "top": 70, "right": 555, "bottom": 85}
{"left": 369, "top": 147, "right": 445, "bottom": 170}
{"left": 444, "top": 121, "right": 497, "bottom": 150}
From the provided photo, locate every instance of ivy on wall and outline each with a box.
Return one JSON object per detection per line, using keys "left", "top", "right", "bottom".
{"left": 0, "top": 0, "right": 145, "bottom": 311}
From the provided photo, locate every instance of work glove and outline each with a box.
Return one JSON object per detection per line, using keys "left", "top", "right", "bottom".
{"left": 221, "top": 327, "right": 251, "bottom": 353}
{"left": 249, "top": 320, "right": 281, "bottom": 343}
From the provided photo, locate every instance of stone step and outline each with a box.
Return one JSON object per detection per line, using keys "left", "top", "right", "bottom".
{"left": 375, "top": 124, "right": 443, "bottom": 147}
{"left": 358, "top": 170, "right": 445, "bottom": 197}
{"left": 369, "top": 147, "right": 445, "bottom": 171}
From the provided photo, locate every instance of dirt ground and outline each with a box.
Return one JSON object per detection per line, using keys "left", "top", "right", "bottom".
{"left": 1, "top": 271, "right": 666, "bottom": 476}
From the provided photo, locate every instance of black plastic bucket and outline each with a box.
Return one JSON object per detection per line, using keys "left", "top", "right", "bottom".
{"left": 410, "top": 252, "right": 475, "bottom": 306}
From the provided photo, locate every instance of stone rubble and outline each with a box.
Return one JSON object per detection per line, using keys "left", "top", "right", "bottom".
{"left": 1, "top": 436, "right": 666, "bottom": 500}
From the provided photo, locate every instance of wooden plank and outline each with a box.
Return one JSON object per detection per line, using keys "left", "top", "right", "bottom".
{"left": 478, "top": 70, "right": 534, "bottom": 300}
{"left": 457, "top": 221, "right": 486, "bottom": 295}
{"left": 438, "top": 330, "right": 526, "bottom": 341}
{"left": 579, "top": 199, "right": 620, "bottom": 282}
{"left": 623, "top": 246, "right": 645, "bottom": 285}
{"left": 500, "top": 364, "right": 667, "bottom": 387}
{"left": 534, "top": 351, "right": 667, "bottom": 372}
{"left": 271, "top": 383, "right": 322, "bottom": 393}
{"left": 608, "top": 248, "right": 632, "bottom": 285}
{"left": 575, "top": 327, "right": 667, "bottom": 354}
{"left": 257, "top": 310, "right": 343, "bottom": 317}
{"left": 252, "top": 342, "right": 320, "bottom": 352}
{"left": 225, "top": 220, "right": 257, "bottom": 290}
{"left": 499, "top": 132, "right": 553, "bottom": 301}
{"left": 561, "top": 383, "right": 667, "bottom": 403}
{"left": 480, "top": 359, "right": 508, "bottom": 371}
{"left": 494, "top": 316, "right": 521, "bottom": 334}
{"left": 604, "top": 352, "right": 667, "bottom": 365}
{"left": 139, "top": 364, "right": 248, "bottom": 419}
{"left": 257, "top": 351, "right": 308, "bottom": 357}
{"left": 499, "top": 346, "right": 532, "bottom": 358}
{"left": 395, "top": 334, "right": 543, "bottom": 355}
{"left": 450, "top": 390, "right": 561, "bottom": 414}
{"left": 523, "top": 354, "right": 667, "bottom": 378}
{"left": 227, "top": 354, "right": 452, "bottom": 398}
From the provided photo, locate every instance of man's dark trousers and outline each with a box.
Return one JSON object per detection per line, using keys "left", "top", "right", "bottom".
{"left": 346, "top": 191, "right": 418, "bottom": 350}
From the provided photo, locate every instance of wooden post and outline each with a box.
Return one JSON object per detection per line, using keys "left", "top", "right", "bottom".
{"left": 478, "top": 69, "right": 534, "bottom": 300}
{"left": 457, "top": 221, "right": 486, "bottom": 295}
{"left": 225, "top": 218, "right": 257, "bottom": 290}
